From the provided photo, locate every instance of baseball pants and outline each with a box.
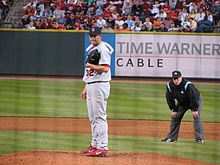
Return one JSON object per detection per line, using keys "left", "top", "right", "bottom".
{"left": 167, "top": 96, "right": 204, "bottom": 141}
{"left": 86, "top": 82, "right": 110, "bottom": 150}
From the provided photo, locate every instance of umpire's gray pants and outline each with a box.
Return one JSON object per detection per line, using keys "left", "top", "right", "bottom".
{"left": 167, "top": 97, "right": 204, "bottom": 141}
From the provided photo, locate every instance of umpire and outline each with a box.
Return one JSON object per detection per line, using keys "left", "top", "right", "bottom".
{"left": 161, "top": 71, "right": 204, "bottom": 144}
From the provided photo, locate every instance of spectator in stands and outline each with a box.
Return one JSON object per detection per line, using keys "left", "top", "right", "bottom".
{"left": 157, "top": 23, "right": 168, "bottom": 32}
{"left": 96, "top": 0, "right": 107, "bottom": 7}
{"left": 33, "top": 7, "right": 42, "bottom": 22}
{"left": 154, "top": 8, "right": 167, "bottom": 20}
{"left": 95, "top": 5, "right": 104, "bottom": 16}
{"left": 195, "top": 8, "right": 206, "bottom": 22}
{"left": 114, "top": 22, "right": 121, "bottom": 31}
{"left": 131, "top": 21, "right": 141, "bottom": 31}
{"left": 111, "top": 8, "right": 119, "bottom": 20}
{"left": 106, "top": 2, "right": 117, "bottom": 13}
{"left": 106, "top": 15, "right": 115, "bottom": 29}
{"left": 181, "top": 16, "right": 190, "bottom": 30}
{"left": 23, "top": 0, "right": 37, "bottom": 10}
{"left": 115, "top": 15, "right": 124, "bottom": 29}
{"left": 188, "top": 9, "right": 197, "bottom": 19}
{"left": 208, "top": 0, "right": 220, "bottom": 25}
{"left": 134, "top": 16, "right": 142, "bottom": 27}
{"left": 206, "top": 10, "right": 213, "bottom": 24}
{"left": 167, "top": 8, "right": 178, "bottom": 21}
{"left": 96, "top": 15, "right": 106, "bottom": 28}
{"left": 21, "top": 14, "right": 31, "bottom": 27}
{"left": 143, "top": 17, "right": 153, "bottom": 31}
{"left": 168, "top": 22, "right": 181, "bottom": 32}
{"left": 42, "top": 5, "right": 53, "bottom": 17}
{"left": 14, "top": 0, "right": 218, "bottom": 32}
{"left": 38, "top": 16, "right": 49, "bottom": 29}
{"left": 189, "top": 17, "right": 197, "bottom": 32}
{"left": 121, "top": 0, "right": 132, "bottom": 16}
{"left": 121, "top": 22, "right": 130, "bottom": 31}
{"left": 86, "top": 2, "right": 96, "bottom": 16}
{"left": 196, "top": 15, "right": 213, "bottom": 32}
{"left": 102, "top": 21, "right": 113, "bottom": 31}
{"left": 57, "top": 12, "right": 66, "bottom": 25}
{"left": 75, "top": 21, "right": 83, "bottom": 30}
{"left": 163, "top": 16, "right": 174, "bottom": 29}
{"left": 150, "top": 0, "right": 161, "bottom": 16}
{"left": 131, "top": 1, "right": 143, "bottom": 17}
{"left": 179, "top": 8, "right": 188, "bottom": 22}
{"left": 174, "top": 15, "right": 182, "bottom": 28}
{"left": 53, "top": 5, "right": 65, "bottom": 20}
{"left": 66, "top": 0, "right": 78, "bottom": 5}
{"left": 185, "top": 2, "right": 198, "bottom": 13}
{"left": 161, "top": 1, "right": 171, "bottom": 11}
{"left": 26, "top": 21, "right": 36, "bottom": 29}
{"left": 140, "top": 24, "right": 147, "bottom": 31}
{"left": 125, "top": 15, "right": 134, "bottom": 30}
{"left": 153, "top": 17, "right": 162, "bottom": 31}
{"left": 169, "top": 0, "right": 177, "bottom": 10}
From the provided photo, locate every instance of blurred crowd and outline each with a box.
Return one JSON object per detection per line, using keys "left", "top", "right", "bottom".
{"left": 0, "top": 0, "right": 13, "bottom": 21}
{"left": 17, "top": 0, "right": 220, "bottom": 32}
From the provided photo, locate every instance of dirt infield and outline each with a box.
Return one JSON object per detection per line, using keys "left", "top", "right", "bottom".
{"left": 0, "top": 117, "right": 219, "bottom": 140}
{"left": 0, "top": 117, "right": 219, "bottom": 165}
{"left": 0, "top": 151, "right": 216, "bottom": 165}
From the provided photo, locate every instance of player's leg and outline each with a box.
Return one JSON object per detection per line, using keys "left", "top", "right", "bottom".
{"left": 81, "top": 84, "right": 97, "bottom": 155}
{"left": 91, "top": 82, "right": 110, "bottom": 151}
{"left": 86, "top": 84, "right": 97, "bottom": 148}
{"left": 192, "top": 96, "right": 204, "bottom": 143}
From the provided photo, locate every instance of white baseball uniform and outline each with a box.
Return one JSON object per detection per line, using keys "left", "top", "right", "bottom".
{"left": 83, "top": 41, "right": 114, "bottom": 150}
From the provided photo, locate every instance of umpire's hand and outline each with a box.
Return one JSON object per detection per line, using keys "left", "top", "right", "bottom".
{"left": 192, "top": 111, "right": 199, "bottom": 119}
{"left": 171, "top": 111, "right": 178, "bottom": 118}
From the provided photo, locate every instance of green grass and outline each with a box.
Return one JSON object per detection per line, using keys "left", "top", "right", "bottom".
{"left": 0, "top": 79, "right": 219, "bottom": 164}
{"left": 0, "top": 131, "right": 219, "bottom": 164}
{"left": 0, "top": 79, "right": 220, "bottom": 122}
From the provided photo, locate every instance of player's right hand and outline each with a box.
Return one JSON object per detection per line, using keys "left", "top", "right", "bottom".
{"left": 81, "top": 87, "right": 87, "bottom": 100}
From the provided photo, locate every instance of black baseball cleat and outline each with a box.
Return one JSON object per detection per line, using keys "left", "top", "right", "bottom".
{"left": 196, "top": 139, "right": 204, "bottom": 144}
{"left": 161, "top": 138, "right": 175, "bottom": 142}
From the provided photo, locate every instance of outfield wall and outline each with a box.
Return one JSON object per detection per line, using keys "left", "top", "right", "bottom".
{"left": 0, "top": 30, "right": 84, "bottom": 76}
{"left": 1, "top": 29, "right": 220, "bottom": 79}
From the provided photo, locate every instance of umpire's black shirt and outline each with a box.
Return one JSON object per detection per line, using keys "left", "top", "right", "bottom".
{"left": 166, "top": 78, "right": 200, "bottom": 112}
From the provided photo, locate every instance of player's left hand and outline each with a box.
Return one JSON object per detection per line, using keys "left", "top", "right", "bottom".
{"left": 192, "top": 111, "right": 199, "bottom": 119}
{"left": 86, "top": 63, "right": 93, "bottom": 68}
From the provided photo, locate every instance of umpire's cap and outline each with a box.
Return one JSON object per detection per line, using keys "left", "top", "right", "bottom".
{"left": 89, "top": 26, "right": 101, "bottom": 36}
{"left": 172, "top": 71, "right": 182, "bottom": 79}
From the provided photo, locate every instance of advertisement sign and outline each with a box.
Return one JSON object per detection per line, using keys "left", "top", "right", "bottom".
{"left": 115, "top": 34, "right": 220, "bottom": 78}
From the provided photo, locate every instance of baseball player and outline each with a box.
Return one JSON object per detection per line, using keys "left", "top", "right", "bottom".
{"left": 81, "top": 26, "right": 114, "bottom": 157}
{"left": 161, "top": 71, "right": 204, "bottom": 144}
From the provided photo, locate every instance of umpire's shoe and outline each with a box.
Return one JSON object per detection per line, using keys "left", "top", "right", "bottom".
{"left": 161, "top": 138, "right": 175, "bottom": 142}
{"left": 196, "top": 139, "right": 204, "bottom": 144}
{"left": 85, "top": 148, "right": 109, "bottom": 157}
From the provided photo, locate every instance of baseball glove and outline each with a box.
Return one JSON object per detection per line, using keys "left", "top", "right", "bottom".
{"left": 86, "top": 49, "right": 100, "bottom": 65}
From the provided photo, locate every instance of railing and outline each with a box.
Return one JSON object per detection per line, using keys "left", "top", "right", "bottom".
{"left": 0, "top": 23, "right": 220, "bottom": 33}
{"left": 0, "top": 22, "right": 15, "bottom": 28}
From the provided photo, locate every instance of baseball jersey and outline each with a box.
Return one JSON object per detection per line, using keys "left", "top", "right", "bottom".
{"left": 83, "top": 41, "right": 114, "bottom": 83}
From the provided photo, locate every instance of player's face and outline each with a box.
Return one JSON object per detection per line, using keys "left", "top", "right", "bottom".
{"left": 89, "top": 34, "right": 102, "bottom": 46}
{"left": 172, "top": 76, "right": 182, "bottom": 86}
